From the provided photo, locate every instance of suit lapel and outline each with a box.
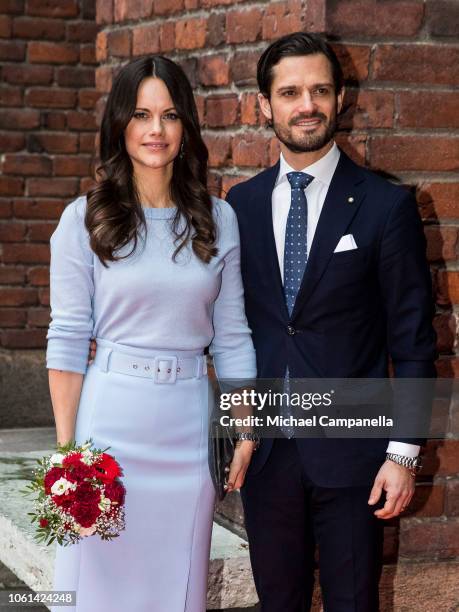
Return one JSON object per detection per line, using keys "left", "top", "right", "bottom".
{"left": 290, "top": 152, "right": 367, "bottom": 320}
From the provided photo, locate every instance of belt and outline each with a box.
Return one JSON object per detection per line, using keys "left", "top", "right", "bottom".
{"left": 93, "top": 346, "right": 207, "bottom": 384}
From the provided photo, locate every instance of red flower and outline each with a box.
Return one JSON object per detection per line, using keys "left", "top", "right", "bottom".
{"left": 75, "top": 481, "right": 101, "bottom": 505}
{"left": 52, "top": 489, "right": 76, "bottom": 510}
{"left": 94, "top": 453, "right": 122, "bottom": 482}
{"left": 39, "top": 518, "right": 49, "bottom": 528}
{"left": 70, "top": 502, "right": 101, "bottom": 528}
{"left": 62, "top": 452, "right": 83, "bottom": 468}
{"left": 104, "top": 481, "right": 125, "bottom": 506}
{"left": 62, "top": 453, "right": 96, "bottom": 481}
{"left": 44, "top": 467, "right": 65, "bottom": 494}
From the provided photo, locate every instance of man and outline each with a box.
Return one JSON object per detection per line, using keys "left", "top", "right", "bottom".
{"left": 224, "top": 32, "right": 437, "bottom": 612}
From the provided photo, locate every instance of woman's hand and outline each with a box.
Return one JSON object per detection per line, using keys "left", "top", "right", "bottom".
{"left": 225, "top": 440, "right": 256, "bottom": 493}
{"left": 88, "top": 338, "right": 97, "bottom": 365}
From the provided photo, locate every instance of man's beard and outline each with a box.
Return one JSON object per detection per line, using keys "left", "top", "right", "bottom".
{"left": 271, "top": 111, "right": 337, "bottom": 154}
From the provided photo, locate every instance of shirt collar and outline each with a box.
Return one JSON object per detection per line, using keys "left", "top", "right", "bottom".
{"left": 275, "top": 141, "right": 341, "bottom": 188}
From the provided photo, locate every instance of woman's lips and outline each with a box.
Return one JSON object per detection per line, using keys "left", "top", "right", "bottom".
{"left": 143, "top": 143, "right": 168, "bottom": 151}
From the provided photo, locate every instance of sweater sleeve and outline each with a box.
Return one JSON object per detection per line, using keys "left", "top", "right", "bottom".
{"left": 208, "top": 200, "right": 257, "bottom": 382}
{"left": 46, "top": 197, "right": 95, "bottom": 375}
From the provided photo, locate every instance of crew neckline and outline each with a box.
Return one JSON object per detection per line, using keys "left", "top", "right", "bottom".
{"left": 141, "top": 205, "right": 177, "bottom": 219}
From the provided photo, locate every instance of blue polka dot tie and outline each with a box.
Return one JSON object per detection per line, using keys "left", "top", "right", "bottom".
{"left": 282, "top": 171, "right": 314, "bottom": 438}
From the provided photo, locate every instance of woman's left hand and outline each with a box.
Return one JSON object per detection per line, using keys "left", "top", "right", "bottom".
{"left": 226, "top": 440, "right": 256, "bottom": 493}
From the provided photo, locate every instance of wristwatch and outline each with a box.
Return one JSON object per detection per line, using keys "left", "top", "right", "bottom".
{"left": 234, "top": 431, "right": 260, "bottom": 450}
{"left": 386, "top": 452, "right": 422, "bottom": 476}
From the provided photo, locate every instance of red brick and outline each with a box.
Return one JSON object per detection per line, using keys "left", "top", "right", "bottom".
{"left": 0, "top": 15, "right": 12, "bottom": 37}
{"left": 80, "top": 44, "right": 96, "bottom": 65}
{"left": 0, "top": 266, "right": 25, "bottom": 284}
{"left": 53, "top": 156, "right": 92, "bottom": 177}
{"left": 400, "top": 518, "right": 459, "bottom": 559}
{"left": 28, "top": 41, "right": 79, "bottom": 64}
{"left": 114, "top": 0, "right": 151, "bottom": 21}
{"left": 29, "top": 132, "right": 78, "bottom": 154}
{"left": 206, "top": 95, "right": 239, "bottom": 128}
{"left": 262, "top": 0, "right": 303, "bottom": 40}
{"left": 1, "top": 243, "right": 50, "bottom": 264}
{"left": 221, "top": 175, "right": 247, "bottom": 198}
{"left": 0, "top": 199, "right": 13, "bottom": 219}
{"left": 153, "top": 0, "right": 183, "bottom": 14}
{"left": 12, "top": 16, "right": 65, "bottom": 39}
{"left": 230, "top": 50, "right": 259, "bottom": 87}
{"left": 232, "top": 133, "right": 271, "bottom": 168}
{"left": 422, "top": 440, "right": 459, "bottom": 477}
{"left": 226, "top": 8, "right": 262, "bottom": 44}
{"left": 107, "top": 29, "right": 131, "bottom": 57}
{"left": 96, "top": 30, "right": 107, "bottom": 61}
{"left": 335, "top": 134, "right": 366, "bottom": 166}
{"left": 26, "top": 0, "right": 78, "bottom": 17}
{"left": 0, "top": 288, "right": 37, "bottom": 306}
{"left": 39, "top": 287, "right": 50, "bottom": 306}
{"left": 198, "top": 55, "right": 230, "bottom": 87}
{"left": 332, "top": 44, "right": 371, "bottom": 83}
{"left": 304, "top": 0, "right": 326, "bottom": 30}
{"left": 42, "top": 111, "right": 67, "bottom": 130}
{"left": 175, "top": 18, "right": 207, "bottom": 50}
{"left": 328, "top": 0, "right": 424, "bottom": 37}
{"left": 426, "top": 0, "right": 459, "bottom": 38}
{"left": 159, "top": 21, "right": 175, "bottom": 52}
{"left": 2, "top": 154, "right": 52, "bottom": 176}
{"left": 200, "top": 0, "right": 236, "bottom": 5}
{"left": 3, "top": 65, "right": 54, "bottom": 88}
{"left": 374, "top": 45, "right": 459, "bottom": 86}
{"left": 27, "top": 308, "right": 50, "bottom": 327}
{"left": 445, "top": 479, "right": 459, "bottom": 516}
{"left": 27, "top": 178, "right": 79, "bottom": 198}
{"left": 206, "top": 13, "right": 225, "bottom": 47}
{"left": 194, "top": 94, "right": 205, "bottom": 125}
{"left": 66, "top": 21, "right": 99, "bottom": 43}
{"left": 204, "top": 134, "right": 232, "bottom": 168}
{"left": 417, "top": 183, "right": 459, "bottom": 221}
{"left": 433, "top": 313, "right": 457, "bottom": 353}
{"left": 96, "top": 0, "right": 113, "bottom": 24}
{"left": 409, "top": 483, "right": 445, "bottom": 517}
{"left": 0, "top": 108, "right": 40, "bottom": 130}
{"left": 67, "top": 111, "right": 97, "bottom": 130}
{"left": 370, "top": 136, "right": 459, "bottom": 173}
{"left": 0, "top": 40, "right": 26, "bottom": 61}
{"left": 0, "top": 1, "right": 24, "bottom": 15}
{"left": 78, "top": 89, "right": 101, "bottom": 110}
{"left": 240, "top": 92, "right": 260, "bottom": 126}
{"left": 0, "top": 222, "right": 26, "bottom": 242}
{"left": 79, "top": 132, "right": 97, "bottom": 154}
{"left": 27, "top": 266, "right": 50, "bottom": 286}
{"left": 398, "top": 91, "right": 459, "bottom": 129}
{"left": 57, "top": 67, "right": 94, "bottom": 88}
{"left": 0, "top": 328, "right": 47, "bottom": 348}
{"left": 95, "top": 65, "right": 113, "bottom": 94}
{"left": 425, "top": 226, "right": 458, "bottom": 263}
{"left": 340, "top": 89, "right": 394, "bottom": 130}
{"left": 0, "top": 177, "right": 23, "bottom": 196}
{"left": 0, "top": 86, "right": 22, "bottom": 106}
{"left": 13, "top": 198, "right": 65, "bottom": 219}
{"left": 25, "top": 87, "right": 76, "bottom": 109}
{"left": 0, "top": 131, "right": 24, "bottom": 152}
{"left": 436, "top": 270, "right": 459, "bottom": 306}
{"left": 131, "top": 25, "right": 160, "bottom": 56}
{"left": 28, "top": 222, "right": 57, "bottom": 242}
{"left": 0, "top": 308, "right": 27, "bottom": 327}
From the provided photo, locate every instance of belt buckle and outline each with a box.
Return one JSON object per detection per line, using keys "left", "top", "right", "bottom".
{"left": 153, "top": 356, "right": 178, "bottom": 384}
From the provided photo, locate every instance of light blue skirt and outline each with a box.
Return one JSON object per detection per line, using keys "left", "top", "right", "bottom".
{"left": 51, "top": 338, "right": 216, "bottom": 612}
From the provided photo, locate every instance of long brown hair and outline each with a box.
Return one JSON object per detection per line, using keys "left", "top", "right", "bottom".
{"left": 86, "top": 55, "right": 217, "bottom": 266}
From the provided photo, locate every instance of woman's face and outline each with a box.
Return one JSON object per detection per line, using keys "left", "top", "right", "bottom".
{"left": 124, "top": 76, "right": 184, "bottom": 172}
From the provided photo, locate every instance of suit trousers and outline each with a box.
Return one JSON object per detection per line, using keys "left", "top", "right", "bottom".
{"left": 240, "top": 437, "right": 385, "bottom": 612}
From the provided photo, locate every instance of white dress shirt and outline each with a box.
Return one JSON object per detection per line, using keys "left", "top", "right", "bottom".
{"left": 272, "top": 141, "right": 419, "bottom": 459}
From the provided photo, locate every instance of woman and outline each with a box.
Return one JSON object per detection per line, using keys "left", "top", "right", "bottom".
{"left": 46, "top": 55, "right": 257, "bottom": 612}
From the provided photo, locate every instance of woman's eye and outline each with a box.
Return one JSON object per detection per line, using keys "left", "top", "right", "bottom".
{"left": 164, "top": 113, "right": 179, "bottom": 120}
{"left": 133, "top": 112, "right": 148, "bottom": 119}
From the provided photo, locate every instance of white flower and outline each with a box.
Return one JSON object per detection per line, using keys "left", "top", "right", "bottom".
{"left": 49, "top": 453, "right": 65, "bottom": 466}
{"left": 98, "top": 495, "right": 111, "bottom": 512}
{"left": 78, "top": 525, "right": 97, "bottom": 537}
{"left": 81, "top": 449, "right": 93, "bottom": 465}
{"left": 50, "top": 477, "right": 76, "bottom": 496}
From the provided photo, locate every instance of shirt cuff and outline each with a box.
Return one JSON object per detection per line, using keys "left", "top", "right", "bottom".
{"left": 386, "top": 441, "right": 420, "bottom": 458}
{"left": 46, "top": 338, "right": 89, "bottom": 375}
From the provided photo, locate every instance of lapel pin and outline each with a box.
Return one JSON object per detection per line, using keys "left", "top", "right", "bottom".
{"left": 347, "top": 196, "right": 354, "bottom": 204}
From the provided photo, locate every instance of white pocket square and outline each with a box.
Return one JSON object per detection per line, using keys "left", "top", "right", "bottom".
{"left": 334, "top": 234, "right": 358, "bottom": 253}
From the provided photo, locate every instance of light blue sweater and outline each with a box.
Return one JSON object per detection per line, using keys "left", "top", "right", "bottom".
{"left": 46, "top": 195, "right": 257, "bottom": 380}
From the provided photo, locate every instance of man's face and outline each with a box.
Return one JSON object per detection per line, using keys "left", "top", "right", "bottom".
{"left": 258, "top": 53, "right": 344, "bottom": 154}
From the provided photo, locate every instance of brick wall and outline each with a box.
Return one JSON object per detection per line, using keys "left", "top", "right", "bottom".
{"left": 1, "top": 0, "right": 458, "bottom": 606}
{"left": 0, "top": 0, "right": 100, "bottom": 349}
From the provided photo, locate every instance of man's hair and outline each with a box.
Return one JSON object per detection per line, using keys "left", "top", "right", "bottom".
{"left": 257, "top": 32, "right": 344, "bottom": 98}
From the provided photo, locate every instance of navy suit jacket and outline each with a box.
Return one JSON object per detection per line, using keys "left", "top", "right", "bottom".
{"left": 226, "top": 149, "right": 437, "bottom": 487}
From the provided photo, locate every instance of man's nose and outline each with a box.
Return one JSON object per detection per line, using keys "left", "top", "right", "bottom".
{"left": 297, "top": 90, "right": 316, "bottom": 114}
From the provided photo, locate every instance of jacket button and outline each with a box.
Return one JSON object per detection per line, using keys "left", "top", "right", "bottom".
{"left": 287, "top": 325, "right": 296, "bottom": 336}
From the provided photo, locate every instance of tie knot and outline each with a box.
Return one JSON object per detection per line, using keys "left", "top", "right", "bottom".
{"left": 287, "top": 171, "right": 314, "bottom": 191}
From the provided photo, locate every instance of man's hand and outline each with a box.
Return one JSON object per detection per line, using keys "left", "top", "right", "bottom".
{"left": 88, "top": 338, "right": 97, "bottom": 365}
{"left": 368, "top": 459, "right": 415, "bottom": 519}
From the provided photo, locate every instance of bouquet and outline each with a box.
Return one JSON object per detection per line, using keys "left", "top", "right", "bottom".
{"left": 22, "top": 439, "right": 126, "bottom": 546}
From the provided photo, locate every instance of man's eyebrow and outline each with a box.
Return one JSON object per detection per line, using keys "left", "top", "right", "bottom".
{"left": 275, "top": 82, "right": 334, "bottom": 92}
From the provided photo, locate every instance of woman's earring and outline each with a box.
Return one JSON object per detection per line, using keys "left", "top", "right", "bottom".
{"left": 179, "top": 141, "right": 185, "bottom": 159}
